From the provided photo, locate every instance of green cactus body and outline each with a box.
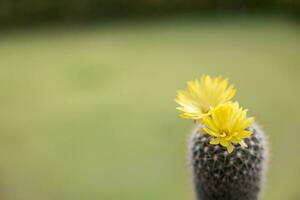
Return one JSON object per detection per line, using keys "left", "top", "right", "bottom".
{"left": 189, "top": 123, "right": 268, "bottom": 200}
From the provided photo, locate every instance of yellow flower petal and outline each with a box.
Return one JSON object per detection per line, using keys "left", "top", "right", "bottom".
{"left": 239, "top": 140, "right": 248, "bottom": 148}
{"left": 220, "top": 139, "right": 230, "bottom": 147}
{"left": 227, "top": 144, "right": 234, "bottom": 153}
{"left": 238, "top": 130, "right": 253, "bottom": 138}
{"left": 210, "top": 138, "right": 220, "bottom": 145}
{"left": 203, "top": 128, "right": 219, "bottom": 137}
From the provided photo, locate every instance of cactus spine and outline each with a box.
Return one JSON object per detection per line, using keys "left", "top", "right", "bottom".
{"left": 189, "top": 123, "right": 268, "bottom": 200}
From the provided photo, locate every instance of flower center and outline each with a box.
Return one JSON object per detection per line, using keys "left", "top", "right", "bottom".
{"left": 220, "top": 132, "right": 227, "bottom": 137}
{"left": 201, "top": 105, "right": 210, "bottom": 113}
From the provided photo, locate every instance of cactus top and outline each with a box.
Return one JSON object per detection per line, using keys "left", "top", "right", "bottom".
{"left": 175, "top": 75, "right": 255, "bottom": 153}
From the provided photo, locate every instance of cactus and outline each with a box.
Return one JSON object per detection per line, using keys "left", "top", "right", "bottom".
{"left": 189, "top": 123, "right": 268, "bottom": 200}
{"left": 175, "top": 75, "right": 269, "bottom": 200}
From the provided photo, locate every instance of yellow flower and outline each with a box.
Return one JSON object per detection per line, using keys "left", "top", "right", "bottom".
{"left": 175, "top": 75, "right": 236, "bottom": 119}
{"left": 201, "top": 102, "right": 255, "bottom": 153}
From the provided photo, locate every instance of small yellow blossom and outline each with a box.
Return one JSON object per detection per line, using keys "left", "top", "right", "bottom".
{"left": 201, "top": 102, "right": 255, "bottom": 153}
{"left": 175, "top": 75, "right": 236, "bottom": 119}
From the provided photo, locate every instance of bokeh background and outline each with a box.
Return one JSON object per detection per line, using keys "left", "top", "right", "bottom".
{"left": 0, "top": 1, "right": 300, "bottom": 200}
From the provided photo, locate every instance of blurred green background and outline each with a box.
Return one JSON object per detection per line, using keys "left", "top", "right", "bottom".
{"left": 0, "top": 0, "right": 299, "bottom": 27}
{"left": 0, "top": 1, "right": 300, "bottom": 200}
